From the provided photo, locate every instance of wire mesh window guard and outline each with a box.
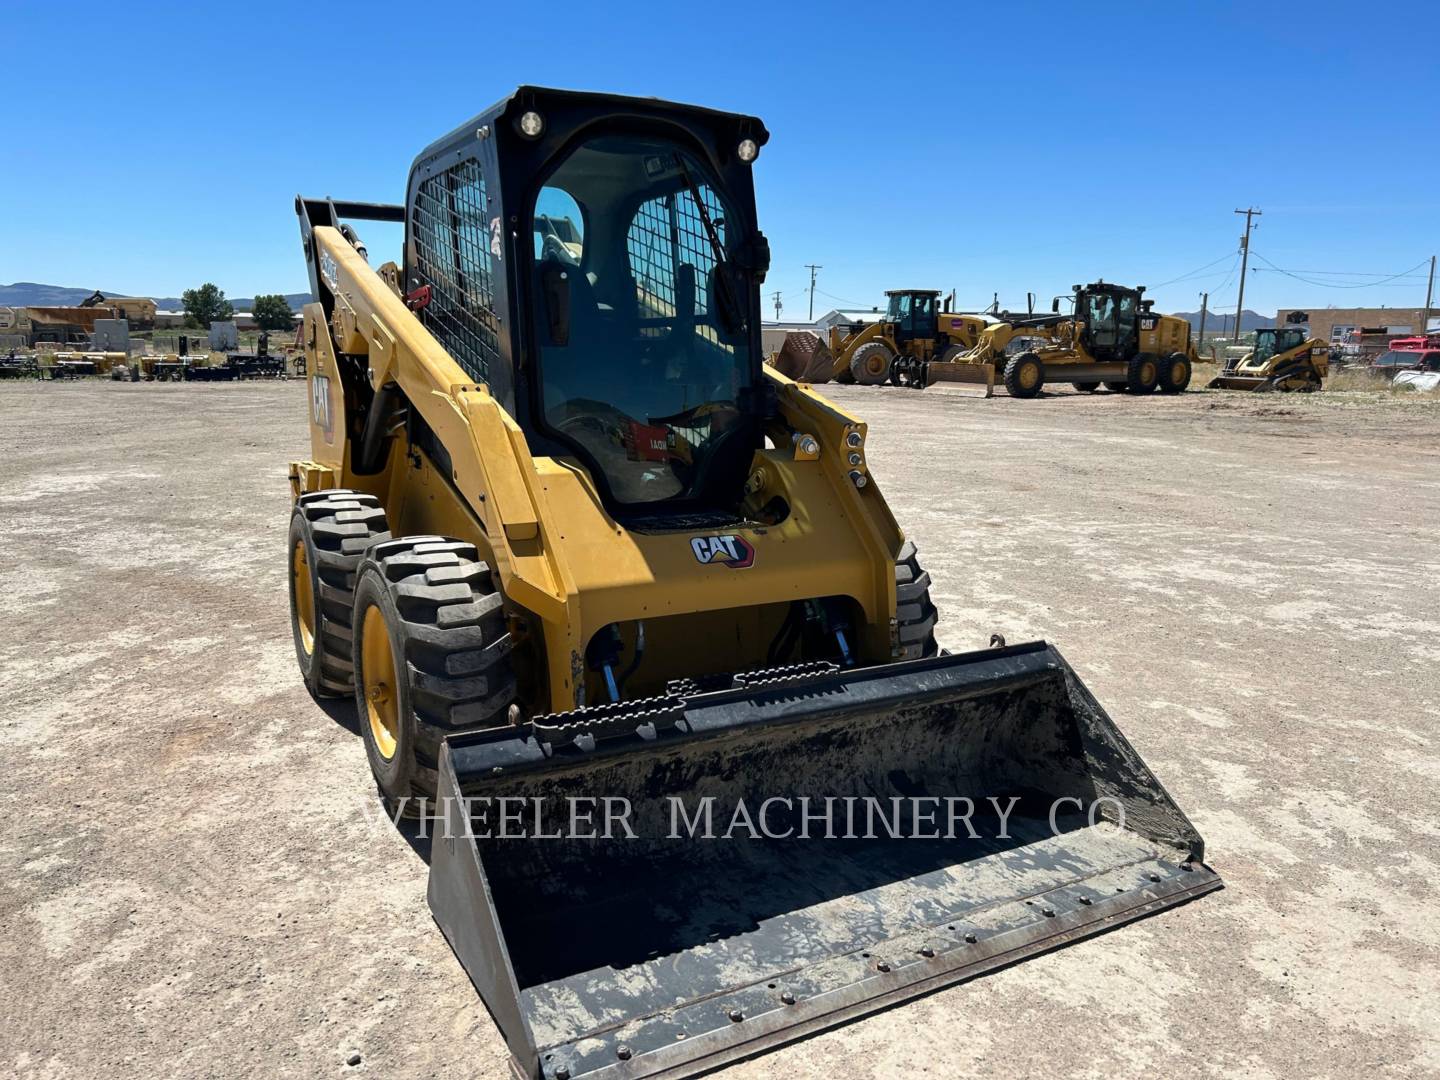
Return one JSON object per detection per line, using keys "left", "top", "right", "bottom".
{"left": 412, "top": 160, "right": 502, "bottom": 382}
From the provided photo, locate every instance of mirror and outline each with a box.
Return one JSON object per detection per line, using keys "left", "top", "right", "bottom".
{"left": 534, "top": 187, "right": 584, "bottom": 265}
{"left": 1052, "top": 297, "right": 1060, "bottom": 313}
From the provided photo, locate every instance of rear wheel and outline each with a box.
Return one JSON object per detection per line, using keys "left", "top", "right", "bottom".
{"left": 849, "top": 342, "right": 894, "bottom": 385}
{"left": 1126, "top": 353, "right": 1159, "bottom": 394}
{"left": 895, "top": 539, "right": 939, "bottom": 660}
{"left": 1003, "top": 352, "right": 1044, "bottom": 398}
{"left": 288, "top": 490, "right": 391, "bottom": 698}
{"left": 1158, "top": 352, "right": 1192, "bottom": 394}
{"left": 352, "top": 537, "right": 517, "bottom": 812}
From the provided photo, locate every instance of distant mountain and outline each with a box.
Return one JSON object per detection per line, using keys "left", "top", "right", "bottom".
{"left": 0, "top": 282, "right": 312, "bottom": 312}
{"left": 1171, "top": 308, "right": 1272, "bottom": 332}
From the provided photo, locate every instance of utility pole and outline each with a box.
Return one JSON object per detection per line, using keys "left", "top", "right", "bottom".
{"left": 1233, "top": 207, "right": 1261, "bottom": 342}
{"left": 771, "top": 290, "right": 783, "bottom": 321}
{"left": 804, "top": 264, "right": 822, "bottom": 321}
{"left": 1424, "top": 255, "right": 1436, "bottom": 336}
{"left": 1197, "top": 292, "right": 1209, "bottom": 354}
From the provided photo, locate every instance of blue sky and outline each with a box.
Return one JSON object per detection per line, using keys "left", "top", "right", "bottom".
{"left": 3, "top": 0, "right": 1436, "bottom": 319}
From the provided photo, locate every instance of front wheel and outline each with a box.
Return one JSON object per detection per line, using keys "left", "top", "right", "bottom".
{"left": 1003, "top": 352, "right": 1045, "bottom": 398}
{"left": 894, "top": 540, "right": 939, "bottom": 660}
{"left": 1158, "top": 352, "right": 1192, "bottom": 394}
{"left": 1126, "top": 353, "right": 1160, "bottom": 394}
{"left": 352, "top": 537, "right": 517, "bottom": 813}
{"left": 849, "top": 342, "right": 895, "bottom": 385}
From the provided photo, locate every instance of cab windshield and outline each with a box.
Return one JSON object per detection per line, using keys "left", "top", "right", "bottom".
{"left": 1253, "top": 328, "right": 1305, "bottom": 362}
{"left": 530, "top": 134, "right": 755, "bottom": 506}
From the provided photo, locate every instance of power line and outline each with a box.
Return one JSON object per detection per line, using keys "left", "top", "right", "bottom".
{"left": 1151, "top": 250, "right": 1239, "bottom": 288}
{"left": 814, "top": 287, "right": 873, "bottom": 309}
{"left": 1249, "top": 252, "right": 1432, "bottom": 289}
{"left": 1249, "top": 267, "right": 1430, "bottom": 279}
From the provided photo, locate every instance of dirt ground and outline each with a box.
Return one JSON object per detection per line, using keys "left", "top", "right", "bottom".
{"left": 3, "top": 379, "right": 1439, "bottom": 1079}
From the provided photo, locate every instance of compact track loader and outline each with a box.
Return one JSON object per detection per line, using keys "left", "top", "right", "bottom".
{"left": 286, "top": 87, "right": 1219, "bottom": 1080}
{"left": 955, "top": 282, "right": 1198, "bottom": 398}
{"left": 1207, "top": 326, "right": 1328, "bottom": 391}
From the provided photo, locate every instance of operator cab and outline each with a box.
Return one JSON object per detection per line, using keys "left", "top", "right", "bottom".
{"left": 1252, "top": 327, "right": 1308, "bottom": 363}
{"left": 1074, "top": 282, "right": 1142, "bottom": 361}
{"left": 884, "top": 289, "right": 941, "bottom": 346}
{"left": 403, "top": 88, "right": 771, "bottom": 521}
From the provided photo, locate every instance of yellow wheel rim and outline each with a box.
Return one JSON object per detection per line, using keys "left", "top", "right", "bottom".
{"left": 1172, "top": 360, "right": 1187, "bottom": 384}
{"left": 867, "top": 354, "right": 887, "bottom": 376}
{"left": 361, "top": 604, "right": 400, "bottom": 760}
{"left": 1142, "top": 362, "right": 1156, "bottom": 384}
{"left": 1020, "top": 363, "right": 1039, "bottom": 389}
{"left": 292, "top": 540, "right": 315, "bottom": 656}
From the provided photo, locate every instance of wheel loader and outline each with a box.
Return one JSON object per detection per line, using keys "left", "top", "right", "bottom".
{"left": 1207, "top": 325, "right": 1328, "bottom": 391}
{"left": 286, "top": 86, "right": 1219, "bottom": 1080}
{"left": 769, "top": 289, "right": 989, "bottom": 386}
{"left": 952, "top": 282, "right": 1198, "bottom": 398}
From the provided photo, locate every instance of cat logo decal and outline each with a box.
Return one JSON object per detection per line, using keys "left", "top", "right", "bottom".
{"left": 689, "top": 534, "right": 755, "bottom": 570}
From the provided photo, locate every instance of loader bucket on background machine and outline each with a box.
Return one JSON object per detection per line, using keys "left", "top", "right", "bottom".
{"left": 430, "top": 640, "right": 1220, "bottom": 1080}
{"left": 768, "top": 330, "right": 836, "bottom": 383}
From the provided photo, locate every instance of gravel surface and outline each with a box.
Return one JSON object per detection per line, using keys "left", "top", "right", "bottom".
{"left": 2, "top": 379, "right": 1438, "bottom": 1078}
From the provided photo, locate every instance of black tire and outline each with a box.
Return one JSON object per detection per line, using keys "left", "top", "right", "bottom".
{"left": 351, "top": 537, "right": 517, "bottom": 811}
{"left": 289, "top": 489, "right": 391, "bottom": 698}
{"left": 1074, "top": 381, "right": 1100, "bottom": 393}
{"left": 895, "top": 539, "right": 939, "bottom": 661}
{"left": 1003, "top": 352, "right": 1044, "bottom": 398}
{"left": 1126, "top": 352, "right": 1160, "bottom": 394}
{"left": 849, "top": 341, "right": 895, "bottom": 385}
{"left": 1157, "top": 352, "right": 1192, "bottom": 394}
{"left": 1102, "top": 381, "right": 1128, "bottom": 392}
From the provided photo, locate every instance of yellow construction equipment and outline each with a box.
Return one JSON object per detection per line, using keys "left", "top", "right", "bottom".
{"left": 949, "top": 282, "right": 1199, "bottom": 397}
{"left": 1207, "top": 325, "right": 1328, "bottom": 391}
{"left": 812, "top": 289, "right": 989, "bottom": 385}
{"left": 286, "top": 87, "right": 1219, "bottom": 1080}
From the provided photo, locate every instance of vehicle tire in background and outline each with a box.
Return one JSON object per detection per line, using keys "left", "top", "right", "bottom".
{"left": 288, "top": 489, "right": 391, "bottom": 698}
{"left": 1126, "top": 352, "right": 1160, "bottom": 394}
{"left": 351, "top": 537, "right": 517, "bottom": 813}
{"left": 895, "top": 539, "right": 939, "bottom": 660}
{"left": 1074, "top": 381, "right": 1100, "bottom": 393}
{"left": 1003, "top": 352, "right": 1045, "bottom": 398}
{"left": 1158, "top": 352, "right": 1192, "bottom": 394}
{"left": 1102, "top": 381, "right": 1128, "bottom": 392}
{"left": 850, "top": 342, "right": 895, "bottom": 385}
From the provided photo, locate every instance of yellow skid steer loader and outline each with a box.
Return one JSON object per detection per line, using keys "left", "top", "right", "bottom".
{"left": 287, "top": 86, "right": 1219, "bottom": 1080}
{"left": 1207, "top": 326, "right": 1328, "bottom": 391}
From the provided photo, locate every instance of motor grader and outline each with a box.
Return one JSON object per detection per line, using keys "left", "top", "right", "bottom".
{"left": 1207, "top": 325, "right": 1328, "bottom": 391}
{"left": 286, "top": 86, "right": 1218, "bottom": 1080}
{"left": 951, "top": 281, "right": 1198, "bottom": 398}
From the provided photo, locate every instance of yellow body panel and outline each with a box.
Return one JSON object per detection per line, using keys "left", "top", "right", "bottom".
{"left": 292, "top": 226, "right": 903, "bottom": 713}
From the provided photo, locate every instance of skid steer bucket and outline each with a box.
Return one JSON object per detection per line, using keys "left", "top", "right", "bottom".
{"left": 924, "top": 360, "right": 994, "bottom": 397}
{"left": 429, "top": 641, "right": 1219, "bottom": 1080}
{"left": 1206, "top": 372, "right": 1272, "bottom": 391}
